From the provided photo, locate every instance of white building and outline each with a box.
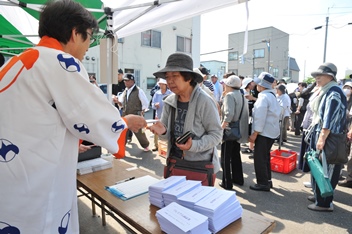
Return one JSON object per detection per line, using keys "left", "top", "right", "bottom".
{"left": 82, "top": 17, "right": 200, "bottom": 101}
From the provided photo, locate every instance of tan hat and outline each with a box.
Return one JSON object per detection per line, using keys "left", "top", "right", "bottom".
{"left": 223, "top": 75, "right": 241, "bottom": 88}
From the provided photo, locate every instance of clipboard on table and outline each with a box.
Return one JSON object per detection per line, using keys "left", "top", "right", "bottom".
{"left": 106, "top": 175, "right": 160, "bottom": 200}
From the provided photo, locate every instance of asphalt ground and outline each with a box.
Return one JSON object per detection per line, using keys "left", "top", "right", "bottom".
{"left": 78, "top": 110, "right": 352, "bottom": 233}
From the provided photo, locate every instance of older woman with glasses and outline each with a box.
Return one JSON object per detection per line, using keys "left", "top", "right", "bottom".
{"left": 148, "top": 53, "right": 222, "bottom": 186}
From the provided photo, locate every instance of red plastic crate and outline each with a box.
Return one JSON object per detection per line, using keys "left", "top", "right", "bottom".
{"left": 270, "top": 149, "right": 297, "bottom": 174}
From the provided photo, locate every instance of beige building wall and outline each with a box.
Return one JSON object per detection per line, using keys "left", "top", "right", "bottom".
{"left": 228, "top": 27, "right": 293, "bottom": 80}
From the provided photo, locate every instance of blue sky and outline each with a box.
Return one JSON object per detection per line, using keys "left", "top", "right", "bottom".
{"left": 200, "top": 0, "right": 352, "bottom": 80}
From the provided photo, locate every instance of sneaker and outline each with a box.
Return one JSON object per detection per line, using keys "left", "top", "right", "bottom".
{"left": 303, "top": 181, "right": 312, "bottom": 188}
{"left": 143, "top": 147, "right": 150, "bottom": 152}
{"left": 307, "top": 203, "right": 333, "bottom": 212}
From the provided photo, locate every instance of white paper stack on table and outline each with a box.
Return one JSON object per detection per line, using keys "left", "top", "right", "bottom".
{"left": 193, "top": 189, "right": 243, "bottom": 233}
{"left": 156, "top": 202, "right": 210, "bottom": 234}
{"left": 162, "top": 180, "right": 201, "bottom": 206}
{"left": 148, "top": 176, "right": 186, "bottom": 208}
{"left": 77, "top": 157, "right": 112, "bottom": 175}
{"left": 177, "top": 186, "right": 216, "bottom": 210}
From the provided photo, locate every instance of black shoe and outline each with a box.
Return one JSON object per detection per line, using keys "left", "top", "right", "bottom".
{"left": 219, "top": 182, "right": 232, "bottom": 190}
{"left": 307, "top": 195, "right": 315, "bottom": 202}
{"left": 338, "top": 179, "right": 352, "bottom": 188}
{"left": 249, "top": 184, "right": 270, "bottom": 191}
{"left": 241, "top": 148, "right": 254, "bottom": 154}
{"left": 339, "top": 175, "right": 346, "bottom": 181}
{"left": 152, "top": 147, "right": 158, "bottom": 151}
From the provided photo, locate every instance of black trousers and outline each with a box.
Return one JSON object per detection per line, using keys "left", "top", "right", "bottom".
{"left": 253, "top": 135, "right": 275, "bottom": 185}
{"left": 220, "top": 140, "right": 243, "bottom": 188}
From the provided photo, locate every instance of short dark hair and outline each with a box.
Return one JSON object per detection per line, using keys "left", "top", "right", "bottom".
{"left": 39, "top": 0, "right": 98, "bottom": 44}
{"left": 180, "top": 72, "right": 197, "bottom": 87}
{"left": 298, "top": 82, "right": 307, "bottom": 88}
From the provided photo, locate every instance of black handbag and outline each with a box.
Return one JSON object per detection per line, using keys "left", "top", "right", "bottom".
{"left": 324, "top": 132, "right": 348, "bottom": 164}
{"left": 164, "top": 156, "right": 216, "bottom": 186}
{"left": 223, "top": 95, "right": 244, "bottom": 141}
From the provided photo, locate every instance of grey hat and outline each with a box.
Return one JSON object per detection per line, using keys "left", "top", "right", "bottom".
{"left": 257, "top": 72, "right": 275, "bottom": 89}
{"left": 311, "top": 62, "right": 337, "bottom": 80}
{"left": 153, "top": 53, "right": 203, "bottom": 83}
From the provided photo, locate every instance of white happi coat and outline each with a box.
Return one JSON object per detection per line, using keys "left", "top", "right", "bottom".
{"left": 0, "top": 37, "right": 126, "bottom": 233}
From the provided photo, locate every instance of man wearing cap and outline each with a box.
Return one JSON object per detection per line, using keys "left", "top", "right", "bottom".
{"left": 307, "top": 62, "right": 346, "bottom": 211}
{"left": 249, "top": 72, "right": 281, "bottom": 191}
{"left": 211, "top": 74, "right": 223, "bottom": 102}
{"left": 112, "top": 68, "right": 126, "bottom": 111}
{"left": 119, "top": 73, "right": 150, "bottom": 151}
{"left": 276, "top": 84, "right": 291, "bottom": 144}
{"left": 199, "top": 66, "right": 215, "bottom": 92}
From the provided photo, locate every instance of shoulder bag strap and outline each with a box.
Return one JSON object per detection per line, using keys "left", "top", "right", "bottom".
{"left": 235, "top": 94, "right": 244, "bottom": 121}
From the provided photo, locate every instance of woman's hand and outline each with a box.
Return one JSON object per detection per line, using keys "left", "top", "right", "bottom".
{"left": 147, "top": 121, "right": 166, "bottom": 135}
{"left": 175, "top": 137, "right": 192, "bottom": 151}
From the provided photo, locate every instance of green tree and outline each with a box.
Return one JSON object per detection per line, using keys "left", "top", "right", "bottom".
{"left": 303, "top": 76, "right": 315, "bottom": 84}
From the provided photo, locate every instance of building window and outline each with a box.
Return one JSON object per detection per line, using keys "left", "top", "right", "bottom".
{"left": 272, "top": 68, "right": 279, "bottom": 78}
{"left": 228, "top": 52, "right": 238, "bottom": 61}
{"left": 177, "top": 36, "right": 192, "bottom": 53}
{"left": 147, "top": 77, "right": 157, "bottom": 89}
{"left": 253, "top": 49, "right": 265, "bottom": 58}
{"left": 254, "top": 68, "right": 264, "bottom": 77}
{"left": 141, "top": 30, "right": 161, "bottom": 48}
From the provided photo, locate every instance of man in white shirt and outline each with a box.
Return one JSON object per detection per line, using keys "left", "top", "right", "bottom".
{"left": 119, "top": 73, "right": 150, "bottom": 151}
{"left": 211, "top": 74, "right": 223, "bottom": 102}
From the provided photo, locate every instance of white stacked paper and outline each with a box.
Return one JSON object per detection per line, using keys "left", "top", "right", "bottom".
{"left": 148, "top": 176, "right": 187, "bottom": 208}
{"left": 193, "top": 189, "right": 243, "bottom": 233}
{"left": 162, "top": 180, "right": 201, "bottom": 206}
{"left": 156, "top": 202, "right": 210, "bottom": 234}
{"left": 177, "top": 186, "right": 216, "bottom": 210}
{"left": 77, "top": 158, "right": 112, "bottom": 175}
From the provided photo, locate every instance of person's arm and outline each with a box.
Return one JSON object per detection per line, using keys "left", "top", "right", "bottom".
{"left": 316, "top": 128, "right": 330, "bottom": 151}
{"left": 139, "top": 89, "right": 150, "bottom": 112}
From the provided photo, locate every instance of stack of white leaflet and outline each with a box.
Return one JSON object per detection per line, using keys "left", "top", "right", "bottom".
{"left": 77, "top": 158, "right": 112, "bottom": 175}
{"left": 193, "top": 189, "right": 243, "bottom": 233}
{"left": 162, "top": 180, "right": 201, "bottom": 206}
{"left": 156, "top": 202, "right": 210, "bottom": 234}
{"left": 177, "top": 186, "right": 216, "bottom": 210}
{"left": 148, "top": 176, "right": 186, "bottom": 208}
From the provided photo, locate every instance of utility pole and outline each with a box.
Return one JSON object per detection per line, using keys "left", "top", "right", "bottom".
{"left": 323, "top": 16, "right": 329, "bottom": 62}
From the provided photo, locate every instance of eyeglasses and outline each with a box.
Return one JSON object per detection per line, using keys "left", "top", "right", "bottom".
{"left": 86, "top": 31, "right": 96, "bottom": 45}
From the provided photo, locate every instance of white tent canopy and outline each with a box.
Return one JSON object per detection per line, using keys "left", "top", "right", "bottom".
{"left": 101, "top": 0, "right": 246, "bottom": 38}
